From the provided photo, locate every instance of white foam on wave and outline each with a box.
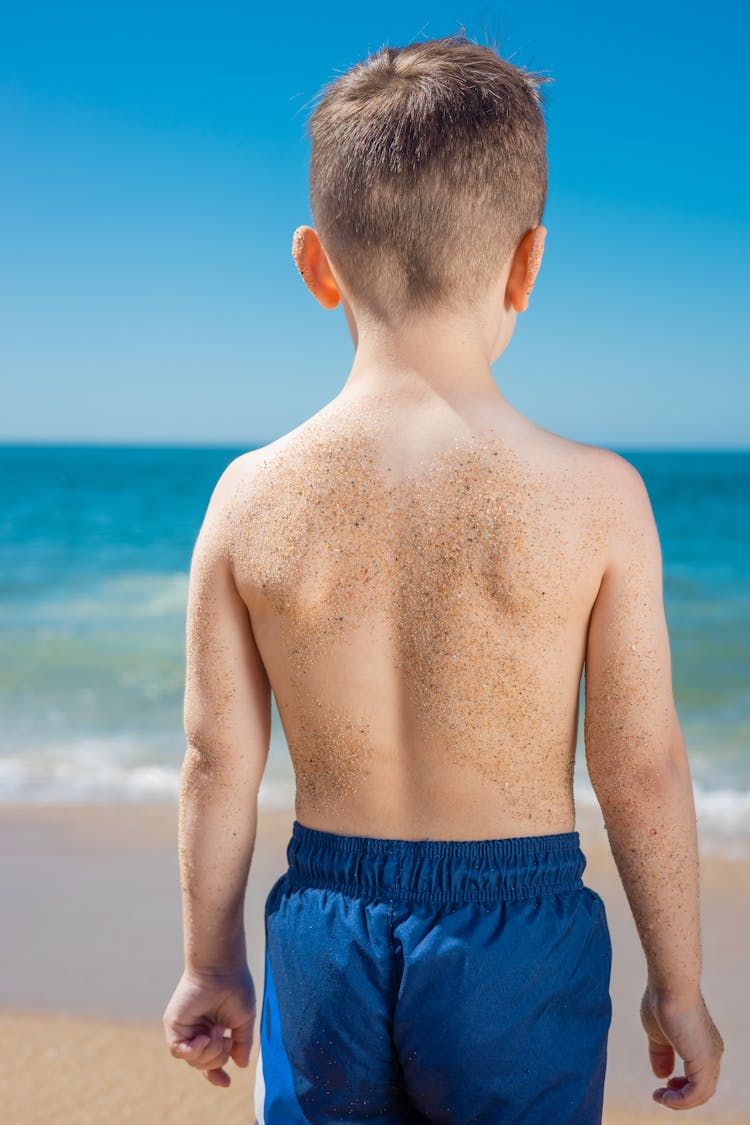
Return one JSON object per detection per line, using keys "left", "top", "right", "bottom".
{"left": 573, "top": 777, "right": 750, "bottom": 858}
{"left": 0, "top": 739, "right": 179, "bottom": 803}
{"left": 0, "top": 737, "right": 295, "bottom": 809}
{"left": 5, "top": 571, "right": 190, "bottom": 626}
{"left": 0, "top": 746, "right": 746, "bottom": 855}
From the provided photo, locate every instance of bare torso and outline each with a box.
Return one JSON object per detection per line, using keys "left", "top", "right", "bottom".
{"left": 228, "top": 388, "right": 617, "bottom": 840}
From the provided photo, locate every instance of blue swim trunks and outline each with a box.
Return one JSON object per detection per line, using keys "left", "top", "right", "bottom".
{"left": 254, "top": 820, "right": 612, "bottom": 1124}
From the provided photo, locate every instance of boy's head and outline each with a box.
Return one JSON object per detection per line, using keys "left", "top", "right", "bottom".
{"left": 296, "top": 32, "right": 551, "bottom": 324}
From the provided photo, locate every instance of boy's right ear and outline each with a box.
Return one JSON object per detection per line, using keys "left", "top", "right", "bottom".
{"left": 291, "top": 226, "right": 341, "bottom": 310}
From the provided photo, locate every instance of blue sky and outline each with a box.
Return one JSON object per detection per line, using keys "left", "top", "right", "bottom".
{"left": 1, "top": 1, "right": 747, "bottom": 448}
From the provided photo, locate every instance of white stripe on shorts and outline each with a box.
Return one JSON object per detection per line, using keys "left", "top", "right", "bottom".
{"left": 253, "top": 1041, "right": 265, "bottom": 1125}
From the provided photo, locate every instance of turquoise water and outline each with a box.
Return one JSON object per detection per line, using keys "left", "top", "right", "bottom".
{"left": 1, "top": 444, "right": 748, "bottom": 848}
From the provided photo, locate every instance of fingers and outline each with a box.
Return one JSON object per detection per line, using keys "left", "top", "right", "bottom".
{"left": 229, "top": 1016, "right": 255, "bottom": 1069}
{"left": 653, "top": 1059, "right": 720, "bottom": 1110}
{"left": 199, "top": 1031, "right": 234, "bottom": 1072}
{"left": 197, "top": 1024, "right": 255, "bottom": 1086}
{"left": 648, "top": 1035, "right": 675, "bottom": 1079}
{"left": 204, "top": 1063, "right": 232, "bottom": 1087}
{"left": 163, "top": 965, "right": 257, "bottom": 1087}
{"left": 167, "top": 1014, "right": 254, "bottom": 1089}
{"left": 170, "top": 1032, "right": 211, "bottom": 1060}
{"left": 640, "top": 992, "right": 675, "bottom": 1079}
{"left": 201, "top": 1030, "right": 235, "bottom": 1088}
{"left": 173, "top": 1025, "right": 234, "bottom": 1073}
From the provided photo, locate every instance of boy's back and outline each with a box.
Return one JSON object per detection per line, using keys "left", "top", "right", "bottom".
{"left": 232, "top": 389, "right": 619, "bottom": 840}
{"left": 164, "top": 32, "right": 723, "bottom": 1124}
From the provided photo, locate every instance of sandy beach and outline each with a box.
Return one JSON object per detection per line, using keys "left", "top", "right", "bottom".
{"left": 1, "top": 800, "right": 747, "bottom": 1124}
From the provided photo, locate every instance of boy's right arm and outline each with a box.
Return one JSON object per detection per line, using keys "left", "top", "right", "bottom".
{"left": 583, "top": 454, "right": 723, "bottom": 1111}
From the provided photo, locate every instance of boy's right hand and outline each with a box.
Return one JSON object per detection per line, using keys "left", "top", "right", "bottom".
{"left": 640, "top": 987, "right": 724, "bottom": 1110}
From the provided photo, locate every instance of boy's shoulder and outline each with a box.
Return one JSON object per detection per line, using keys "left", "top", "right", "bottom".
{"left": 538, "top": 430, "right": 658, "bottom": 566}
{"left": 201, "top": 415, "right": 323, "bottom": 515}
{"left": 530, "top": 422, "right": 648, "bottom": 499}
{"left": 208, "top": 420, "right": 651, "bottom": 528}
{"left": 570, "top": 438, "right": 651, "bottom": 513}
{"left": 231, "top": 407, "right": 337, "bottom": 476}
{"left": 528, "top": 426, "right": 656, "bottom": 557}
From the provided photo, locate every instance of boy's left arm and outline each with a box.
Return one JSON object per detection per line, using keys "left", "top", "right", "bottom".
{"left": 164, "top": 458, "right": 272, "bottom": 1086}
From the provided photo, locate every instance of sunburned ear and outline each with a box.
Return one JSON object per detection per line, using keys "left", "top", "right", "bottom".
{"left": 507, "top": 225, "right": 546, "bottom": 313}
{"left": 291, "top": 225, "right": 341, "bottom": 310}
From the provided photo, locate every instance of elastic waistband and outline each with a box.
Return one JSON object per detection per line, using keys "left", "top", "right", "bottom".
{"left": 286, "top": 821, "right": 586, "bottom": 904}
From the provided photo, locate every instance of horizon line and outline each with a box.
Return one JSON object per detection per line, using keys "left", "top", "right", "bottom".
{"left": 0, "top": 439, "right": 748, "bottom": 454}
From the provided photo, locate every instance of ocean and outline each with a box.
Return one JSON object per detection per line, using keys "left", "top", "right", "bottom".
{"left": 1, "top": 444, "right": 748, "bottom": 854}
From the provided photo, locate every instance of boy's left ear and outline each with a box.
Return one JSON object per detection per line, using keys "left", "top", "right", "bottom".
{"left": 291, "top": 225, "right": 341, "bottom": 310}
{"left": 507, "top": 225, "right": 547, "bottom": 313}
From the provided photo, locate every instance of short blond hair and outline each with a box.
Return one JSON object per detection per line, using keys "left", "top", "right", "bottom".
{"left": 306, "top": 32, "right": 551, "bottom": 320}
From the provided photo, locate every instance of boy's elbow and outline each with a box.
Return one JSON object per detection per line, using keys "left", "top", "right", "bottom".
{"left": 182, "top": 730, "right": 222, "bottom": 785}
{"left": 586, "top": 721, "right": 691, "bottom": 806}
{"left": 182, "top": 718, "right": 270, "bottom": 794}
{"left": 182, "top": 706, "right": 233, "bottom": 776}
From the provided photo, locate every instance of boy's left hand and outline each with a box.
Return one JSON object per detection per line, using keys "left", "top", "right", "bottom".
{"left": 163, "top": 964, "right": 257, "bottom": 1087}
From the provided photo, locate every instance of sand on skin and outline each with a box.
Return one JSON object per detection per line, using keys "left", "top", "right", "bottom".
{"left": 0, "top": 801, "right": 746, "bottom": 1123}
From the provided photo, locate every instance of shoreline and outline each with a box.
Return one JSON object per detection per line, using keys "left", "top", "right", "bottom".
{"left": 1, "top": 799, "right": 747, "bottom": 1122}
{"left": 1, "top": 772, "right": 746, "bottom": 860}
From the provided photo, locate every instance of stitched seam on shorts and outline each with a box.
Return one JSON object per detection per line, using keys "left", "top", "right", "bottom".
{"left": 283, "top": 872, "right": 584, "bottom": 903}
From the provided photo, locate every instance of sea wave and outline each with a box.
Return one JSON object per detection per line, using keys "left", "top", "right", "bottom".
{"left": 2, "top": 571, "right": 190, "bottom": 625}
{"left": 0, "top": 738, "right": 295, "bottom": 809}
{"left": 574, "top": 778, "right": 750, "bottom": 859}
{"left": 0, "top": 742, "right": 747, "bottom": 857}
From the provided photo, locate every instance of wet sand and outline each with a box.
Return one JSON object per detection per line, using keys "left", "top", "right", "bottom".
{"left": 1, "top": 800, "right": 747, "bottom": 1122}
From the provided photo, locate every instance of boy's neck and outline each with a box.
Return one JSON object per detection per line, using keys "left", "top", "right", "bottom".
{"left": 339, "top": 317, "right": 509, "bottom": 404}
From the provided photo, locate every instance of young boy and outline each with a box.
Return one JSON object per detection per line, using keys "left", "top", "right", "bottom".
{"left": 163, "top": 33, "right": 723, "bottom": 1123}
